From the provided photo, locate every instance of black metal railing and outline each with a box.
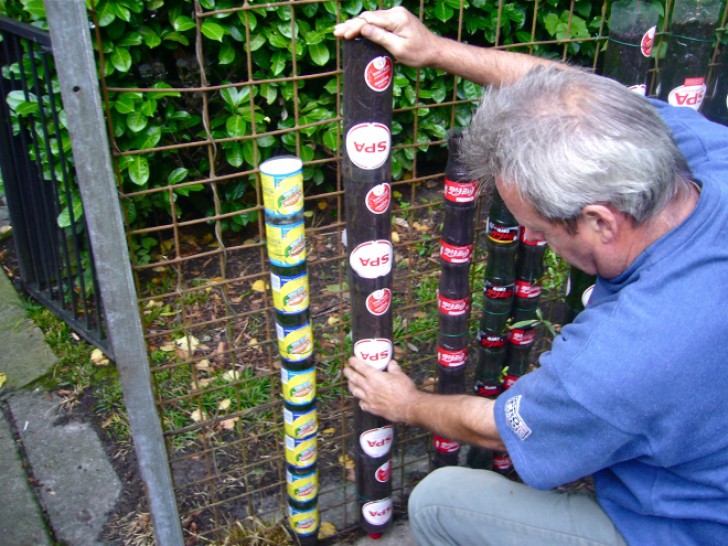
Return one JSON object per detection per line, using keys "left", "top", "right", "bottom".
{"left": 0, "top": 16, "right": 109, "bottom": 355}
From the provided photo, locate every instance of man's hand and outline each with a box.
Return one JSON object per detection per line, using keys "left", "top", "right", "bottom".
{"left": 333, "top": 7, "right": 440, "bottom": 68}
{"left": 344, "top": 357, "right": 420, "bottom": 422}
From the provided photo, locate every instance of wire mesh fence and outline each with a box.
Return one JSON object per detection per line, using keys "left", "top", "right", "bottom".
{"left": 84, "top": 0, "right": 728, "bottom": 541}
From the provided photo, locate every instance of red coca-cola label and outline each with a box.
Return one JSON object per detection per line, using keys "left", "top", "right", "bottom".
{"left": 364, "top": 56, "right": 393, "bottom": 92}
{"left": 474, "top": 381, "right": 502, "bottom": 398}
{"left": 437, "top": 346, "right": 467, "bottom": 368}
{"left": 502, "top": 375, "right": 519, "bottom": 390}
{"left": 365, "top": 183, "right": 391, "bottom": 214}
{"left": 362, "top": 498, "right": 393, "bottom": 526}
{"left": 440, "top": 240, "right": 473, "bottom": 264}
{"left": 366, "top": 288, "right": 391, "bottom": 316}
{"left": 514, "top": 279, "right": 541, "bottom": 299}
{"left": 443, "top": 178, "right": 478, "bottom": 203}
{"left": 437, "top": 293, "right": 470, "bottom": 316}
{"left": 508, "top": 328, "right": 536, "bottom": 346}
{"left": 492, "top": 452, "right": 512, "bottom": 470}
{"left": 641, "top": 26, "right": 656, "bottom": 57}
{"left": 479, "top": 331, "right": 505, "bottom": 349}
{"left": 486, "top": 218, "right": 519, "bottom": 244}
{"left": 520, "top": 226, "right": 547, "bottom": 246}
{"left": 484, "top": 281, "right": 514, "bottom": 299}
{"left": 375, "top": 460, "right": 392, "bottom": 483}
{"left": 350, "top": 240, "right": 392, "bottom": 279}
{"left": 360, "top": 426, "right": 394, "bottom": 458}
{"left": 433, "top": 435, "right": 460, "bottom": 453}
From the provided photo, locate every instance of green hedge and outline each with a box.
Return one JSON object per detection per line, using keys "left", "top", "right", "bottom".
{"left": 1, "top": 0, "right": 608, "bottom": 257}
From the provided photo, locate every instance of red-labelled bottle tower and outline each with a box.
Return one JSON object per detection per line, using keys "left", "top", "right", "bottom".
{"left": 432, "top": 131, "right": 479, "bottom": 468}
{"left": 259, "top": 156, "right": 319, "bottom": 545}
{"left": 343, "top": 38, "right": 395, "bottom": 539}
{"left": 467, "top": 191, "right": 548, "bottom": 475}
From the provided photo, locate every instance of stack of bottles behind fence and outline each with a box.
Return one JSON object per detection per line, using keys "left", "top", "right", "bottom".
{"left": 343, "top": 37, "right": 396, "bottom": 539}
{"left": 260, "top": 156, "right": 319, "bottom": 545}
{"left": 466, "top": 191, "right": 546, "bottom": 475}
{"left": 433, "top": 131, "right": 478, "bottom": 468}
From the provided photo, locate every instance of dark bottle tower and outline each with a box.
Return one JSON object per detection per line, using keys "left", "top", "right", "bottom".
{"left": 433, "top": 130, "right": 479, "bottom": 470}
{"left": 343, "top": 37, "right": 396, "bottom": 540}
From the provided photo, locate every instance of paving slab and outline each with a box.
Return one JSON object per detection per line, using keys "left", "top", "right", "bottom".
{"left": 8, "top": 390, "right": 122, "bottom": 546}
{"left": 0, "top": 404, "right": 52, "bottom": 546}
{"left": 0, "top": 270, "right": 57, "bottom": 391}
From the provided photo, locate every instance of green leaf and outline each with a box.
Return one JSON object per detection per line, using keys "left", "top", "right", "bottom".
{"left": 128, "top": 156, "right": 150, "bottom": 186}
{"left": 96, "top": 2, "right": 116, "bottom": 27}
{"left": 162, "top": 31, "right": 190, "bottom": 46}
{"left": 220, "top": 87, "right": 242, "bottom": 107}
{"left": 433, "top": 3, "right": 454, "bottom": 23}
{"left": 57, "top": 199, "right": 84, "bottom": 228}
{"left": 20, "top": 0, "right": 45, "bottom": 18}
{"left": 127, "top": 111, "right": 148, "bottom": 133}
{"left": 139, "top": 26, "right": 162, "bottom": 48}
{"left": 173, "top": 15, "right": 196, "bottom": 32}
{"left": 117, "top": 32, "right": 143, "bottom": 47}
{"left": 225, "top": 115, "right": 247, "bottom": 137}
{"left": 248, "top": 34, "right": 266, "bottom": 51}
{"left": 225, "top": 142, "right": 244, "bottom": 167}
{"left": 173, "top": 184, "right": 204, "bottom": 197}
{"left": 323, "top": 127, "right": 339, "bottom": 152}
{"left": 201, "top": 21, "right": 225, "bottom": 42}
{"left": 271, "top": 51, "right": 287, "bottom": 76}
{"left": 167, "top": 168, "right": 189, "bottom": 185}
{"left": 219, "top": 43, "right": 235, "bottom": 65}
{"left": 308, "top": 43, "right": 329, "bottom": 66}
{"left": 110, "top": 47, "right": 132, "bottom": 73}
{"left": 137, "top": 126, "right": 162, "bottom": 150}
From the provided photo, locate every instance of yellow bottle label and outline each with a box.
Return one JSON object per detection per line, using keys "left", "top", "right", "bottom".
{"left": 284, "top": 406, "right": 318, "bottom": 439}
{"left": 285, "top": 435, "right": 317, "bottom": 468}
{"left": 288, "top": 503, "right": 319, "bottom": 536}
{"left": 281, "top": 368, "right": 316, "bottom": 405}
{"left": 260, "top": 158, "right": 304, "bottom": 217}
{"left": 265, "top": 220, "right": 306, "bottom": 267}
{"left": 286, "top": 468, "right": 318, "bottom": 503}
{"left": 276, "top": 321, "right": 313, "bottom": 362}
{"left": 271, "top": 271, "right": 310, "bottom": 314}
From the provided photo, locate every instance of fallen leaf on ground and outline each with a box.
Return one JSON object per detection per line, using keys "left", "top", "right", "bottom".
{"left": 190, "top": 409, "right": 207, "bottom": 422}
{"left": 90, "top": 348, "right": 110, "bottom": 366}
{"left": 318, "top": 522, "right": 337, "bottom": 539}
{"left": 176, "top": 335, "right": 200, "bottom": 356}
{"left": 251, "top": 279, "right": 268, "bottom": 292}
{"left": 0, "top": 373, "right": 6, "bottom": 388}
{"left": 219, "top": 417, "right": 239, "bottom": 430}
{"left": 218, "top": 399, "right": 231, "bottom": 410}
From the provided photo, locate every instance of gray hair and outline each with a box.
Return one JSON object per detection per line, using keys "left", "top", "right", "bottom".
{"left": 461, "top": 65, "right": 691, "bottom": 225}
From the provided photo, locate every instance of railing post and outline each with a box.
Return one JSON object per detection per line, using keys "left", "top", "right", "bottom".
{"left": 43, "top": 2, "right": 185, "bottom": 545}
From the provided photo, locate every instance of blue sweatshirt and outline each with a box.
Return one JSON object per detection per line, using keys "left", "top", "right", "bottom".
{"left": 495, "top": 101, "right": 728, "bottom": 545}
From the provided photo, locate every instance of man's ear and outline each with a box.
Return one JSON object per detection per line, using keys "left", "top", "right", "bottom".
{"left": 580, "top": 204, "right": 620, "bottom": 244}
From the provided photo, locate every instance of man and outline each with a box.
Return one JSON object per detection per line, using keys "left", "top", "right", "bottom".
{"left": 336, "top": 7, "right": 728, "bottom": 546}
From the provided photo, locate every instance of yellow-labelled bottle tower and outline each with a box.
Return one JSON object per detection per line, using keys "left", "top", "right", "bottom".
{"left": 260, "top": 156, "right": 319, "bottom": 545}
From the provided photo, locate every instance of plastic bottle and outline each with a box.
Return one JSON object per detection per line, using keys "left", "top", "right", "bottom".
{"left": 443, "top": 131, "right": 480, "bottom": 207}
{"left": 270, "top": 261, "right": 310, "bottom": 315}
{"left": 564, "top": 267, "right": 596, "bottom": 323}
{"left": 486, "top": 191, "right": 520, "bottom": 246}
{"left": 275, "top": 309, "right": 314, "bottom": 363}
{"left": 601, "top": 0, "right": 660, "bottom": 94}
{"left": 659, "top": 0, "right": 722, "bottom": 111}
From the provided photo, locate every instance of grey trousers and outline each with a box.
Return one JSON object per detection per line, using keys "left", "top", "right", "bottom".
{"left": 407, "top": 467, "right": 628, "bottom": 546}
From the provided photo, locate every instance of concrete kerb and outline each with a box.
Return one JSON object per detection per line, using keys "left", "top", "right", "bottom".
{"left": 0, "top": 260, "right": 122, "bottom": 544}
